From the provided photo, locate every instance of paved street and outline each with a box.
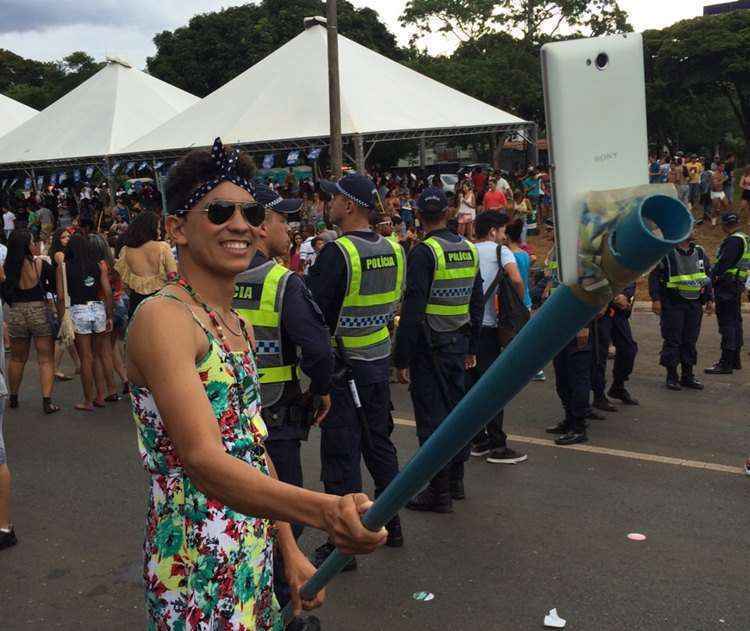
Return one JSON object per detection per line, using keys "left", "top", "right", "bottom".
{"left": 2, "top": 312, "right": 748, "bottom": 630}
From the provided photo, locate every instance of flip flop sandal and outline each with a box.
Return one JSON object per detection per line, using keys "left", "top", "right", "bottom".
{"left": 104, "top": 394, "right": 121, "bottom": 403}
{"left": 55, "top": 373, "right": 73, "bottom": 382}
{"left": 93, "top": 401, "right": 106, "bottom": 408}
{"left": 43, "top": 400, "right": 61, "bottom": 414}
{"left": 75, "top": 403, "right": 94, "bottom": 412}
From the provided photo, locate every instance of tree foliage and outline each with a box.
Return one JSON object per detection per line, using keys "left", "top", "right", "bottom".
{"left": 0, "top": 49, "right": 103, "bottom": 110}
{"left": 645, "top": 11, "right": 750, "bottom": 160}
{"left": 401, "top": 0, "right": 631, "bottom": 48}
{"left": 147, "top": 0, "right": 403, "bottom": 97}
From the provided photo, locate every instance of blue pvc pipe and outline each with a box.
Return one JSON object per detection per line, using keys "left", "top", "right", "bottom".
{"left": 282, "top": 194, "right": 692, "bottom": 624}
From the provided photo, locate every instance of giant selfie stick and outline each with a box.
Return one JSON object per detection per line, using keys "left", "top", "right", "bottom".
{"left": 282, "top": 194, "right": 692, "bottom": 625}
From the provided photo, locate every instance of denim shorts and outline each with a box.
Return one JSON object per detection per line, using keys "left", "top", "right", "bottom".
{"left": 70, "top": 301, "right": 107, "bottom": 335}
{"left": 113, "top": 295, "right": 129, "bottom": 331}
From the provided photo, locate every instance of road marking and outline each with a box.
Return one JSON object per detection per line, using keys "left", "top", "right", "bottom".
{"left": 391, "top": 417, "right": 745, "bottom": 476}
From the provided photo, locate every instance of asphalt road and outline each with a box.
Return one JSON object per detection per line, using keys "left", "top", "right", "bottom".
{"left": 2, "top": 313, "right": 748, "bottom": 630}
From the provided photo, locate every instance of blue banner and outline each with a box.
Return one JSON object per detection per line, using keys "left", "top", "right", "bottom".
{"left": 24, "top": 178, "right": 31, "bottom": 191}
{"left": 111, "top": 161, "right": 121, "bottom": 173}
{"left": 59, "top": 172, "right": 67, "bottom": 184}
{"left": 73, "top": 169, "right": 81, "bottom": 183}
{"left": 125, "top": 162, "right": 134, "bottom": 174}
{"left": 36, "top": 175, "right": 44, "bottom": 189}
{"left": 307, "top": 147, "right": 322, "bottom": 160}
{"left": 262, "top": 154, "right": 274, "bottom": 169}
{"left": 50, "top": 174, "right": 58, "bottom": 185}
{"left": 286, "top": 150, "right": 300, "bottom": 166}
{"left": 85, "top": 166, "right": 94, "bottom": 180}
{"left": 154, "top": 161, "right": 164, "bottom": 171}
{"left": 139, "top": 161, "right": 149, "bottom": 172}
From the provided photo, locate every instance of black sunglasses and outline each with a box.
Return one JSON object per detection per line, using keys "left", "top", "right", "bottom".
{"left": 181, "top": 200, "right": 265, "bottom": 226}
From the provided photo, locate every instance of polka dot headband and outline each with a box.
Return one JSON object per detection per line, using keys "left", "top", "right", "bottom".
{"left": 173, "top": 137, "right": 256, "bottom": 214}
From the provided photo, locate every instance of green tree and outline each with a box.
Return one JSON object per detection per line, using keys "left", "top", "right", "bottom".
{"left": 147, "top": 0, "right": 404, "bottom": 97}
{"left": 646, "top": 11, "right": 750, "bottom": 161}
{"left": 401, "top": 0, "right": 631, "bottom": 49}
{"left": 0, "top": 49, "right": 103, "bottom": 110}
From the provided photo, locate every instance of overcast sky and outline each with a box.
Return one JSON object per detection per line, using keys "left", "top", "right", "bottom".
{"left": 0, "top": 1, "right": 718, "bottom": 69}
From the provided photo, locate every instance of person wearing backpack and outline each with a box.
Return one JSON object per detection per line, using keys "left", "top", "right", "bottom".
{"left": 468, "top": 213, "right": 528, "bottom": 465}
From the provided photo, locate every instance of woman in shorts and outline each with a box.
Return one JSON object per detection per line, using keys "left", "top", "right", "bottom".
{"left": 457, "top": 180, "right": 476, "bottom": 239}
{"left": 2, "top": 230, "right": 60, "bottom": 413}
{"left": 62, "top": 234, "right": 113, "bottom": 411}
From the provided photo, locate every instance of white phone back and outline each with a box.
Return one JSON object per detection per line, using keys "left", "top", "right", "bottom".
{"left": 541, "top": 33, "right": 648, "bottom": 285}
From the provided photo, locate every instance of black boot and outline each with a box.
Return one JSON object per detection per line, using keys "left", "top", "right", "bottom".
{"left": 385, "top": 515, "right": 404, "bottom": 548}
{"left": 592, "top": 396, "right": 617, "bottom": 412}
{"left": 705, "top": 351, "right": 734, "bottom": 375}
{"left": 608, "top": 383, "right": 639, "bottom": 405}
{"left": 665, "top": 367, "right": 682, "bottom": 391}
{"left": 733, "top": 352, "right": 742, "bottom": 370}
{"left": 680, "top": 365, "right": 704, "bottom": 390}
{"left": 406, "top": 470, "right": 452, "bottom": 513}
{"left": 286, "top": 615, "right": 322, "bottom": 631}
{"left": 449, "top": 478, "right": 465, "bottom": 500}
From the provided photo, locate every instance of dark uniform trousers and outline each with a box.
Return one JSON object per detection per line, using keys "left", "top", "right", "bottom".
{"left": 409, "top": 329, "right": 471, "bottom": 481}
{"left": 265, "top": 397, "right": 308, "bottom": 609}
{"left": 554, "top": 340, "right": 592, "bottom": 433}
{"left": 659, "top": 299, "right": 702, "bottom": 368}
{"left": 320, "top": 375, "right": 399, "bottom": 499}
{"left": 591, "top": 312, "right": 638, "bottom": 398}
{"left": 469, "top": 327, "right": 506, "bottom": 449}
{"left": 715, "top": 281, "right": 744, "bottom": 354}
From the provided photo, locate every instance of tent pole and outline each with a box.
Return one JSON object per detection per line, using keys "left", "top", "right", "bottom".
{"left": 528, "top": 123, "right": 539, "bottom": 166}
{"left": 327, "top": 0, "right": 343, "bottom": 178}
{"left": 354, "top": 134, "right": 365, "bottom": 174}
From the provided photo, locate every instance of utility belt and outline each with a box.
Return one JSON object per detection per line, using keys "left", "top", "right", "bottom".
{"left": 422, "top": 322, "right": 470, "bottom": 353}
{"left": 260, "top": 392, "right": 315, "bottom": 440}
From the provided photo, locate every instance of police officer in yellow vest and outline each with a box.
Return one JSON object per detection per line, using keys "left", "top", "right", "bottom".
{"left": 649, "top": 232, "right": 713, "bottom": 390}
{"left": 307, "top": 174, "right": 406, "bottom": 568}
{"left": 705, "top": 212, "right": 750, "bottom": 374}
{"left": 233, "top": 185, "right": 334, "bottom": 607}
{"left": 395, "top": 187, "right": 483, "bottom": 513}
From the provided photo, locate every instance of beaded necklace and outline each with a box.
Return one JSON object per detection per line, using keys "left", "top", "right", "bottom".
{"left": 171, "top": 276, "right": 264, "bottom": 448}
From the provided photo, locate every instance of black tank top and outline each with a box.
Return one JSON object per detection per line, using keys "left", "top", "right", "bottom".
{"left": 66, "top": 262, "right": 101, "bottom": 305}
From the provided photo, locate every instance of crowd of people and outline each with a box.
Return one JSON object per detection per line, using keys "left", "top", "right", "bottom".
{"left": 0, "top": 141, "right": 748, "bottom": 630}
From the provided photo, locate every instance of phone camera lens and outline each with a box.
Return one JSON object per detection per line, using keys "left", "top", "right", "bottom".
{"left": 595, "top": 52, "right": 609, "bottom": 70}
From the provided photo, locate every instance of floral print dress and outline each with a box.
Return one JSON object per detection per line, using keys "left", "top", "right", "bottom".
{"left": 131, "top": 307, "right": 283, "bottom": 631}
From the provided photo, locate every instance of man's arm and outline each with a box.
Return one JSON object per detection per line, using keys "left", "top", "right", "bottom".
{"left": 711, "top": 235, "right": 743, "bottom": 281}
{"left": 393, "top": 244, "right": 433, "bottom": 369}
{"left": 306, "top": 241, "right": 347, "bottom": 332}
{"left": 648, "top": 260, "right": 666, "bottom": 302}
{"left": 281, "top": 274, "right": 334, "bottom": 396}
{"left": 468, "top": 269, "right": 484, "bottom": 357}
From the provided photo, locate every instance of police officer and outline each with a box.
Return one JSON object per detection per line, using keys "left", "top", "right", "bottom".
{"left": 233, "top": 185, "right": 334, "bottom": 610}
{"left": 307, "top": 174, "right": 405, "bottom": 567}
{"left": 546, "top": 326, "right": 593, "bottom": 445}
{"left": 394, "top": 187, "right": 483, "bottom": 513}
{"left": 590, "top": 283, "right": 639, "bottom": 410}
{"left": 649, "top": 233, "right": 713, "bottom": 389}
{"left": 705, "top": 212, "right": 750, "bottom": 374}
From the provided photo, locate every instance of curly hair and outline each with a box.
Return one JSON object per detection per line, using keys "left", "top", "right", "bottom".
{"left": 166, "top": 147, "right": 256, "bottom": 214}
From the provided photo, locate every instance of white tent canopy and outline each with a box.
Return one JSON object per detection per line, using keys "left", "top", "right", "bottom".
{"left": 0, "top": 58, "right": 199, "bottom": 169}
{"left": 0, "top": 94, "right": 37, "bottom": 139}
{"left": 122, "top": 22, "right": 529, "bottom": 158}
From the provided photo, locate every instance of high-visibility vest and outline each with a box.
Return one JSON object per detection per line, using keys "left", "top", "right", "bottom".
{"left": 545, "top": 248, "right": 560, "bottom": 293}
{"left": 665, "top": 246, "right": 709, "bottom": 300}
{"left": 386, "top": 233, "right": 399, "bottom": 246}
{"left": 233, "top": 261, "right": 294, "bottom": 407}
{"left": 722, "top": 232, "right": 750, "bottom": 281}
{"left": 333, "top": 234, "right": 405, "bottom": 361}
{"left": 424, "top": 236, "right": 479, "bottom": 332}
